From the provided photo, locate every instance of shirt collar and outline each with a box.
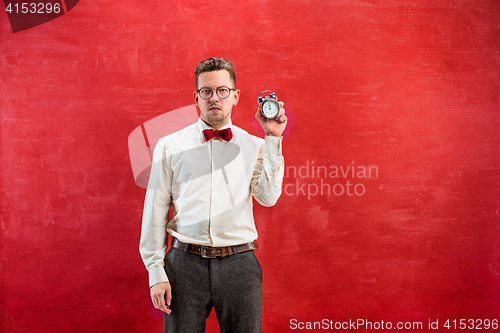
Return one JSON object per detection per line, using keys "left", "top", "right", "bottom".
{"left": 197, "top": 118, "right": 233, "bottom": 136}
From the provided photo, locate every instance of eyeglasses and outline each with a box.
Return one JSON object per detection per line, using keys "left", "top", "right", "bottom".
{"left": 197, "top": 86, "right": 235, "bottom": 100}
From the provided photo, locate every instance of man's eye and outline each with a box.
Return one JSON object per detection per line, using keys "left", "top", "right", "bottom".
{"left": 201, "top": 89, "right": 211, "bottom": 94}
{"left": 218, "top": 88, "right": 229, "bottom": 94}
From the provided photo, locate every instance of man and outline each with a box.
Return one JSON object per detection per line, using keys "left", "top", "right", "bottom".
{"left": 139, "top": 57, "right": 287, "bottom": 333}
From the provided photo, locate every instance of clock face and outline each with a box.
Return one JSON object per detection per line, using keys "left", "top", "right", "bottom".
{"left": 261, "top": 100, "right": 280, "bottom": 118}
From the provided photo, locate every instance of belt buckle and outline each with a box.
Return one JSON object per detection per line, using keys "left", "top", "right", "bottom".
{"left": 201, "top": 245, "right": 210, "bottom": 258}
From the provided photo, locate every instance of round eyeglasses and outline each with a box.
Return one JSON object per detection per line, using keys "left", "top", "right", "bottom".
{"left": 197, "top": 86, "right": 235, "bottom": 100}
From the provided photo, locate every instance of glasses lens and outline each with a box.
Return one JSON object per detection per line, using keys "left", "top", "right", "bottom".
{"left": 217, "top": 87, "right": 230, "bottom": 99}
{"left": 199, "top": 89, "right": 212, "bottom": 100}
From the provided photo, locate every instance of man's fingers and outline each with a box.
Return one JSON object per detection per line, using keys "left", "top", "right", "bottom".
{"left": 165, "top": 287, "right": 172, "bottom": 306}
{"left": 255, "top": 107, "right": 264, "bottom": 120}
{"left": 274, "top": 104, "right": 286, "bottom": 122}
{"left": 277, "top": 114, "right": 287, "bottom": 123}
{"left": 155, "top": 292, "right": 171, "bottom": 314}
{"left": 164, "top": 286, "right": 172, "bottom": 314}
{"left": 150, "top": 282, "right": 172, "bottom": 314}
{"left": 152, "top": 288, "right": 165, "bottom": 309}
{"left": 158, "top": 294, "right": 170, "bottom": 314}
{"left": 152, "top": 288, "right": 162, "bottom": 308}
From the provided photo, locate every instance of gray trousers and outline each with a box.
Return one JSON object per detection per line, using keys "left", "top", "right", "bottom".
{"left": 164, "top": 247, "right": 263, "bottom": 333}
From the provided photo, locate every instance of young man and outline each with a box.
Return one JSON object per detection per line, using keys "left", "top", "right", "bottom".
{"left": 139, "top": 57, "right": 287, "bottom": 333}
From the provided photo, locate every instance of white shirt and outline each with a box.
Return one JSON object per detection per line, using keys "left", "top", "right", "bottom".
{"left": 139, "top": 118, "right": 284, "bottom": 286}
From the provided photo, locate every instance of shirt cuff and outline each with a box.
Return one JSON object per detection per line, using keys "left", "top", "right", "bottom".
{"left": 148, "top": 265, "right": 169, "bottom": 287}
{"left": 264, "top": 135, "right": 283, "bottom": 155}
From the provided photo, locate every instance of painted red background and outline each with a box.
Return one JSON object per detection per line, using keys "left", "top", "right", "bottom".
{"left": 1, "top": 0, "right": 499, "bottom": 332}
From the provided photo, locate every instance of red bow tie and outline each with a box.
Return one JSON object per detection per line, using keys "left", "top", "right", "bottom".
{"left": 203, "top": 128, "right": 233, "bottom": 142}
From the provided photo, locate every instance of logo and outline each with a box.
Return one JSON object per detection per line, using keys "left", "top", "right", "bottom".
{"left": 128, "top": 104, "right": 278, "bottom": 232}
{"left": 4, "top": 0, "right": 79, "bottom": 33}
{"left": 128, "top": 105, "right": 199, "bottom": 189}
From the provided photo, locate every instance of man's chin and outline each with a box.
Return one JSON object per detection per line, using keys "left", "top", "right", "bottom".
{"left": 205, "top": 112, "right": 229, "bottom": 125}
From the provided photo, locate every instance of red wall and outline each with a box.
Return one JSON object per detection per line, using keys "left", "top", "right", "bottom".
{"left": 1, "top": 1, "right": 499, "bottom": 332}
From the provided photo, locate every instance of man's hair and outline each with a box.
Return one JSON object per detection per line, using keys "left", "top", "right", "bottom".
{"left": 194, "top": 57, "right": 236, "bottom": 89}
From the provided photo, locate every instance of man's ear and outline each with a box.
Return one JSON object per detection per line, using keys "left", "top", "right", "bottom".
{"left": 193, "top": 91, "right": 199, "bottom": 106}
{"left": 233, "top": 89, "right": 241, "bottom": 105}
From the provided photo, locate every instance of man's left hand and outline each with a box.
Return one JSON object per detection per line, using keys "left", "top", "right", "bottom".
{"left": 255, "top": 101, "right": 287, "bottom": 137}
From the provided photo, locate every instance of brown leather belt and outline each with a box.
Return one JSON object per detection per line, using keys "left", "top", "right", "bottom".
{"left": 171, "top": 237, "right": 259, "bottom": 258}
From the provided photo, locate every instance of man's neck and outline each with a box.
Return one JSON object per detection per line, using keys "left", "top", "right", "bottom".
{"left": 200, "top": 118, "right": 230, "bottom": 130}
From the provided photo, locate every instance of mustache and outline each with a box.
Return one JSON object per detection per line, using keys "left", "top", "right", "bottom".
{"left": 208, "top": 104, "right": 222, "bottom": 109}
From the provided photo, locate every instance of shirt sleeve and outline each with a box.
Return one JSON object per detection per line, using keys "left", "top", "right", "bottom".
{"left": 139, "top": 138, "right": 172, "bottom": 287}
{"left": 251, "top": 135, "right": 285, "bottom": 207}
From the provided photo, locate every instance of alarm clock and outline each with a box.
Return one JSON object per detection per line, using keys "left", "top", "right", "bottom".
{"left": 258, "top": 90, "right": 281, "bottom": 119}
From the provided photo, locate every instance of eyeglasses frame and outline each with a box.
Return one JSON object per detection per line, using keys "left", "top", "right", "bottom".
{"left": 196, "top": 86, "right": 236, "bottom": 100}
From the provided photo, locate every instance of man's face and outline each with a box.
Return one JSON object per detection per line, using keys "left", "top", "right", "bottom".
{"left": 194, "top": 70, "right": 240, "bottom": 129}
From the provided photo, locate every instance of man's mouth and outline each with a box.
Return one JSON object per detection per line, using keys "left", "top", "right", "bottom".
{"left": 209, "top": 105, "right": 221, "bottom": 111}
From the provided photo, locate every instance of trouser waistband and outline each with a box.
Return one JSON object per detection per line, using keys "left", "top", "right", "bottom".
{"left": 171, "top": 237, "right": 259, "bottom": 258}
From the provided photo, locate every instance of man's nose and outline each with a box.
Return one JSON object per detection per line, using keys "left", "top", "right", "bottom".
{"left": 209, "top": 89, "right": 220, "bottom": 102}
